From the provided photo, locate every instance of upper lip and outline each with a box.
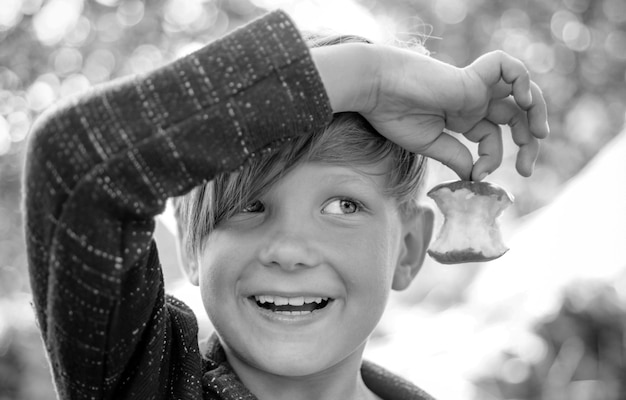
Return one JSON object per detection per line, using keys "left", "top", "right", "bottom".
{"left": 241, "top": 285, "right": 339, "bottom": 300}
{"left": 239, "top": 276, "right": 343, "bottom": 301}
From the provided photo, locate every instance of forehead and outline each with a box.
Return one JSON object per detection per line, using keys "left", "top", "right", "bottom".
{"left": 274, "top": 160, "right": 393, "bottom": 195}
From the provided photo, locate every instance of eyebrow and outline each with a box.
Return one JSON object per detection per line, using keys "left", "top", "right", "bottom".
{"left": 320, "top": 172, "right": 385, "bottom": 195}
{"left": 322, "top": 172, "right": 369, "bottom": 184}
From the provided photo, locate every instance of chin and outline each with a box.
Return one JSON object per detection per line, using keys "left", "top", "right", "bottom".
{"left": 252, "top": 342, "right": 337, "bottom": 377}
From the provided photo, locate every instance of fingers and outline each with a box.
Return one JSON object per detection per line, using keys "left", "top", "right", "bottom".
{"left": 471, "top": 50, "right": 532, "bottom": 109}
{"left": 492, "top": 81, "right": 513, "bottom": 100}
{"left": 435, "top": 93, "right": 543, "bottom": 180}
{"left": 516, "top": 135, "right": 540, "bottom": 178}
{"left": 474, "top": 51, "right": 550, "bottom": 138}
{"left": 499, "top": 53, "right": 533, "bottom": 111}
{"left": 469, "top": 50, "right": 550, "bottom": 178}
{"left": 463, "top": 120, "right": 503, "bottom": 181}
{"left": 486, "top": 97, "right": 541, "bottom": 177}
{"left": 491, "top": 81, "right": 550, "bottom": 141}
{"left": 419, "top": 132, "right": 474, "bottom": 181}
{"left": 527, "top": 81, "right": 550, "bottom": 139}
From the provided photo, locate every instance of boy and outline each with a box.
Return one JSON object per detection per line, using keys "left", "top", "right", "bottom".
{"left": 23, "top": 9, "right": 548, "bottom": 400}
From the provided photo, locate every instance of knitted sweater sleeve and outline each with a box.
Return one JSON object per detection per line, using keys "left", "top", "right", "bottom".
{"left": 23, "top": 10, "right": 331, "bottom": 399}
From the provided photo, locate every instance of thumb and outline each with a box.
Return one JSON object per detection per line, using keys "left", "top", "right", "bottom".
{"left": 420, "top": 132, "right": 473, "bottom": 181}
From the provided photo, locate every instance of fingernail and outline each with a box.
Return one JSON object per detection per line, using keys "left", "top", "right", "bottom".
{"left": 478, "top": 172, "right": 488, "bottom": 181}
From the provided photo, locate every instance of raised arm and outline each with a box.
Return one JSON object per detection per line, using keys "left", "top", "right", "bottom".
{"left": 23, "top": 10, "right": 331, "bottom": 399}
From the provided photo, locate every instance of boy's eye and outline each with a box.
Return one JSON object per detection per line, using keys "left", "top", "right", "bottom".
{"left": 241, "top": 200, "right": 264, "bottom": 213}
{"left": 321, "top": 198, "right": 361, "bottom": 215}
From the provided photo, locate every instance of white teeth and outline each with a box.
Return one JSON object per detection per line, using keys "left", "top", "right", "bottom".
{"left": 284, "top": 310, "right": 306, "bottom": 315}
{"left": 273, "top": 296, "right": 288, "bottom": 306}
{"left": 288, "top": 297, "right": 304, "bottom": 306}
{"left": 254, "top": 295, "right": 328, "bottom": 305}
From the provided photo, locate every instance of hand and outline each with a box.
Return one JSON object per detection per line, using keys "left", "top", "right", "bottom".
{"left": 313, "top": 45, "right": 549, "bottom": 181}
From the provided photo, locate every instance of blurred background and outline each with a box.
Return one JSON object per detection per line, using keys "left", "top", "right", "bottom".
{"left": 1, "top": 0, "right": 626, "bottom": 399}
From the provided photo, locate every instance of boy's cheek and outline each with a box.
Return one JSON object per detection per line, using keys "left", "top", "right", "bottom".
{"left": 198, "top": 247, "right": 244, "bottom": 287}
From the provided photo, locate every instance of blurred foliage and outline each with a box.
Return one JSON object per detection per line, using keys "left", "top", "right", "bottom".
{"left": 474, "top": 274, "right": 626, "bottom": 400}
{"left": 1, "top": 0, "right": 625, "bottom": 398}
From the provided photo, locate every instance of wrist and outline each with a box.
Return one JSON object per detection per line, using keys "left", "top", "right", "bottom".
{"left": 310, "top": 43, "right": 379, "bottom": 114}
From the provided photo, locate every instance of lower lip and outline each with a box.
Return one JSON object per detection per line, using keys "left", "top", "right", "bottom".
{"left": 245, "top": 297, "right": 336, "bottom": 325}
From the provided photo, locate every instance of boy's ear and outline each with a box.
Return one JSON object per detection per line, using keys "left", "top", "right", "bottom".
{"left": 392, "top": 205, "right": 434, "bottom": 291}
{"left": 175, "top": 232, "right": 200, "bottom": 286}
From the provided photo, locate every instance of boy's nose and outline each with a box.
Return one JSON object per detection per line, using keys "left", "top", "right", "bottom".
{"left": 257, "top": 231, "right": 322, "bottom": 271}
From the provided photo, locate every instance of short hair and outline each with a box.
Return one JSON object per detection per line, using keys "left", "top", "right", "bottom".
{"left": 173, "top": 34, "right": 429, "bottom": 259}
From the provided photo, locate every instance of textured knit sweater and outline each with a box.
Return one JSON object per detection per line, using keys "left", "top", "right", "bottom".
{"left": 23, "top": 10, "right": 435, "bottom": 400}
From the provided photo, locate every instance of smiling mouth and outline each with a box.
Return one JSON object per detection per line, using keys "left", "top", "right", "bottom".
{"left": 249, "top": 295, "right": 333, "bottom": 315}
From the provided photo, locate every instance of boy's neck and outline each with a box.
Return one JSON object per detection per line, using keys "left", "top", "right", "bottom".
{"left": 224, "top": 344, "right": 382, "bottom": 400}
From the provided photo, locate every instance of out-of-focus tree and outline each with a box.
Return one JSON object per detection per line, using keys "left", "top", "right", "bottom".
{"left": 473, "top": 276, "right": 626, "bottom": 399}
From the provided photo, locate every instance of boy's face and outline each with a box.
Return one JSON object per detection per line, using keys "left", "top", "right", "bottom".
{"left": 191, "top": 161, "right": 431, "bottom": 379}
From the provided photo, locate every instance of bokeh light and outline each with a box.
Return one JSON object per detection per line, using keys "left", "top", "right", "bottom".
{"left": 7, "top": 111, "right": 31, "bottom": 143}
{"left": 21, "top": 0, "right": 45, "bottom": 15}
{"left": 116, "top": 0, "right": 145, "bottom": 26}
{"left": 26, "top": 74, "right": 59, "bottom": 112}
{"left": 0, "top": 0, "right": 23, "bottom": 31}
{"left": 64, "top": 15, "right": 93, "bottom": 46}
{"left": 32, "top": 0, "right": 83, "bottom": 46}
{"left": 96, "top": 12, "right": 124, "bottom": 42}
{"left": 603, "top": 0, "right": 626, "bottom": 24}
{"left": 164, "top": 0, "right": 204, "bottom": 28}
{"left": 525, "top": 42, "right": 556, "bottom": 74}
{"left": 252, "top": 0, "right": 386, "bottom": 42}
{"left": 434, "top": 0, "right": 467, "bottom": 25}
{"left": 84, "top": 48, "right": 116, "bottom": 83}
{"left": 60, "top": 73, "right": 91, "bottom": 98}
{"left": 562, "top": 20, "right": 591, "bottom": 51}
{"left": 0, "top": 117, "right": 11, "bottom": 156}
{"left": 127, "top": 44, "right": 164, "bottom": 74}
{"left": 605, "top": 30, "right": 626, "bottom": 60}
{"left": 53, "top": 47, "right": 84, "bottom": 76}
